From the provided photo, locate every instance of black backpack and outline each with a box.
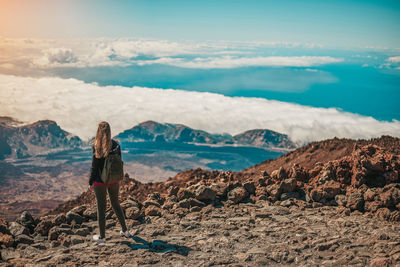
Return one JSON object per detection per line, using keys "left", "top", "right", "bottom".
{"left": 100, "top": 146, "right": 124, "bottom": 184}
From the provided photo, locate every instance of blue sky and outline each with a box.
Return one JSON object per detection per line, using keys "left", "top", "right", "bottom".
{"left": 1, "top": 0, "right": 400, "bottom": 48}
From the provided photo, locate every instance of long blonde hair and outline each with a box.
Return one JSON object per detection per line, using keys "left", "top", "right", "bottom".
{"left": 94, "top": 121, "right": 112, "bottom": 159}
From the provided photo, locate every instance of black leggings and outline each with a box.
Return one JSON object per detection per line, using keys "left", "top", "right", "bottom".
{"left": 94, "top": 184, "right": 127, "bottom": 238}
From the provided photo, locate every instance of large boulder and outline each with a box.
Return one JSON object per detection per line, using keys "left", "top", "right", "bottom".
{"left": 34, "top": 214, "right": 66, "bottom": 236}
{"left": 195, "top": 185, "right": 216, "bottom": 202}
{"left": 289, "top": 164, "right": 309, "bottom": 182}
{"left": 243, "top": 181, "right": 256, "bottom": 195}
{"left": 177, "top": 188, "right": 195, "bottom": 201}
{"left": 346, "top": 192, "right": 365, "bottom": 211}
{"left": 66, "top": 211, "right": 84, "bottom": 225}
{"left": 176, "top": 198, "right": 204, "bottom": 209}
{"left": 69, "top": 205, "right": 86, "bottom": 216}
{"left": 266, "top": 184, "right": 282, "bottom": 202}
{"left": 227, "top": 187, "right": 248, "bottom": 204}
{"left": 271, "top": 167, "right": 288, "bottom": 180}
{"left": 16, "top": 211, "right": 36, "bottom": 234}
{"left": 9, "top": 222, "right": 29, "bottom": 236}
{"left": 48, "top": 226, "right": 73, "bottom": 241}
{"left": 380, "top": 186, "right": 400, "bottom": 208}
{"left": 279, "top": 178, "right": 297, "bottom": 193}
{"left": 34, "top": 218, "right": 54, "bottom": 236}
{"left": 83, "top": 207, "right": 97, "bottom": 219}
{"left": 125, "top": 206, "right": 142, "bottom": 220}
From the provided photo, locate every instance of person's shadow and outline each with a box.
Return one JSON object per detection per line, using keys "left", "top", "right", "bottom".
{"left": 122, "top": 236, "right": 191, "bottom": 256}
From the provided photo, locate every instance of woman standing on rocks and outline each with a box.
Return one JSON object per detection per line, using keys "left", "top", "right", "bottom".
{"left": 89, "top": 121, "right": 131, "bottom": 243}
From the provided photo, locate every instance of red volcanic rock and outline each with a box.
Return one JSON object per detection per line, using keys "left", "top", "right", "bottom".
{"left": 0, "top": 218, "right": 9, "bottom": 234}
{"left": 308, "top": 180, "right": 343, "bottom": 202}
{"left": 288, "top": 164, "right": 309, "bottom": 182}
{"left": 0, "top": 233, "right": 14, "bottom": 248}
{"left": 271, "top": 167, "right": 287, "bottom": 180}
{"left": 44, "top": 136, "right": 400, "bottom": 223}
{"left": 195, "top": 185, "right": 217, "bottom": 201}
{"left": 144, "top": 206, "right": 162, "bottom": 217}
{"left": 227, "top": 187, "right": 248, "bottom": 204}
{"left": 380, "top": 185, "right": 400, "bottom": 208}
{"left": 279, "top": 178, "right": 297, "bottom": 193}
{"left": 346, "top": 191, "right": 365, "bottom": 211}
{"left": 125, "top": 207, "right": 142, "bottom": 220}
{"left": 370, "top": 257, "right": 390, "bottom": 267}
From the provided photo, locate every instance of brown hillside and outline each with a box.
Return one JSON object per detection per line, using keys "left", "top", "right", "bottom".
{"left": 241, "top": 135, "right": 400, "bottom": 179}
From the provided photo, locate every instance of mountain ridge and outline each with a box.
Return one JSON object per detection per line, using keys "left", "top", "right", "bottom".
{"left": 0, "top": 119, "right": 83, "bottom": 159}
{"left": 116, "top": 120, "right": 296, "bottom": 151}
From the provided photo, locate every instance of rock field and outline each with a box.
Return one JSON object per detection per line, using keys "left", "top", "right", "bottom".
{"left": 1, "top": 137, "right": 399, "bottom": 266}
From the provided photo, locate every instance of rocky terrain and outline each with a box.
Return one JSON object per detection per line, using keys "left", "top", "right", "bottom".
{"left": 0, "top": 136, "right": 399, "bottom": 266}
{"left": 0, "top": 119, "right": 290, "bottom": 221}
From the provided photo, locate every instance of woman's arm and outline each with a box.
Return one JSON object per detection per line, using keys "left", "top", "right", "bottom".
{"left": 89, "top": 146, "right": 98, "bottom": 186}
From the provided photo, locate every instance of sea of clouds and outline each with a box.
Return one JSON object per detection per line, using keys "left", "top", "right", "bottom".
{"left": 1, "top": 74, "right": 399, "bottom": 145}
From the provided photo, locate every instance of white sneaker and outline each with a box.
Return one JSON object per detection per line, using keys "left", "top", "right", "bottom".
{"left": 120, "top": 230, "right": 132, "bottom": 238}
{"left": 93, "top": 234, "right": 106, "bottom": 244}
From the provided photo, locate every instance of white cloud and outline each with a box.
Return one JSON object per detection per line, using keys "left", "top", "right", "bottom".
{"left": 0, "top": 74, "right": 399, "bottom": 145}
{"left": 33, "top": 48, "right": 78, "bottom": 67}
{"left": 136, "top": 56, "right": 343, "bottom": 69}
{"left": 0, "top": 37, "right": 342, "bottom": 69}
{"left": 387, "top": 56, "right": 400, "bottom": 63}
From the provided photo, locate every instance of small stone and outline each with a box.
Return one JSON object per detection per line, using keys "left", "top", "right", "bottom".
{"left": 0, "top": 233, "right": 14, "bottom": 247}
{"left": 176, "top": 198, "right": 205, "bottom": 209}
{"left": 14, "top": 234, "right": 34, "bottom": 245}
{"left": 0, "top": 218, "right": 9, "bottom": 234}
{"left": 83, "top": 207, "right": 97, "bottom": 219}
{"left": 58, "top": 233, "right": 71, "bottom": 247}
{"left": 125, "top": 207, "right": 142, "bottom": 220}
{"left": 66, "top": 211, "right": 84, "bottom": 225}
{"left": 70, "top": 235, "right": 85, "bottom": 245}
{"left": 73, "top": 227, "right": 90, "bottom": 237}
{"left": 53, "top": 214, "right": 67, "bottom": 225}
{"left": 70, "top": 205, "right": 86, "bottom": 216}
{"left": 145, "top": 206, "right": 162, "bottom": 216}
{"left": 235, "top": 252, "right": 250, "bottom": 261}
{"left": 168, "top": 186, "right": 179, "bottom": 197}
{"left": 370, "top": 257, "right": 390, "bottom": 267}
{"left": 48, "top": 227, "right": 73, "bottom": 241}
{"left": 177, "top": 188, "right": 196, "bottom": 201}
{"left": 1, "top": 248, "right": 20, "bottom": 261}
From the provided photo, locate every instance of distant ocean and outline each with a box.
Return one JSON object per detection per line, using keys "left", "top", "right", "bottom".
{"left": 52, "top": 62, "right": 400, "bottom": 122}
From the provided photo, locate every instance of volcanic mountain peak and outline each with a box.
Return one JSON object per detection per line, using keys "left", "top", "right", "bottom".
{"left": 229, "top": 128, "right": 296, "bottom": 150}
{"left": 118, "top": 121, "right": 230, "bottom": 144}
{"left": 0, "top": 116, "right": 23, "bottom": 127}
{"left": 0, "top": 119, "right": 83, "bottom": 159}
{"left": 116, "top": 121, "right": 295, "bottom": 150}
